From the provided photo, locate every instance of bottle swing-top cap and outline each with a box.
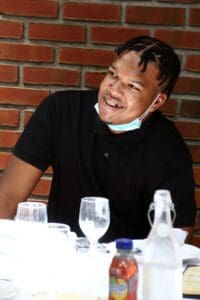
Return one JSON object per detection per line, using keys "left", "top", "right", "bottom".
{"left": 148, "top": 189, "right": 176, "bottom": 237}
{"left": 154, "top": 189, "right": 172, "bottom": 207}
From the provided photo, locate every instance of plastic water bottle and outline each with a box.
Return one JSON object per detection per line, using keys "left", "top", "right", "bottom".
{"left": 109, "top": 238, "right": 138, "bottom": 300}
{"left": 142, "top": 189, "right": 182, "bottom": 300}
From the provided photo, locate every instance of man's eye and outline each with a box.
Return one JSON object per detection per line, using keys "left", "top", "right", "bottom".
{"left": 108, "top": 70, "right": 116, "bottom": 78}
{"left": 129, "top": 84, "right": 140, "bottom": 91}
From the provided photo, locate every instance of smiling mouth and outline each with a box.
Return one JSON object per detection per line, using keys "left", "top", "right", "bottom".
{"left": 103, "top": 96, "right": 124, "bottom": 109}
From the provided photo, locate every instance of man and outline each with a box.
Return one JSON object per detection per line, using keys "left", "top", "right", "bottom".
{"left": 0, "top": 36, "right": 196, "bottom": 242}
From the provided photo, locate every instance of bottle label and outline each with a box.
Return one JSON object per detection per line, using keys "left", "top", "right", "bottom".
{"left": 110, "top": 277, "right": 127, "bottom": 299}
{"left": 109, "top": 275, "right": 137, "bottom": 300}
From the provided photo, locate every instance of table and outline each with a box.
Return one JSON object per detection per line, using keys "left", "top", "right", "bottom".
{"left": 0, "top": 220, "right": 199, "bottom": 300}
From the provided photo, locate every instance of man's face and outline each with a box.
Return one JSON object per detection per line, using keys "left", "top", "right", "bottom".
{"left": 98, "top": 51, "right": 164, "bottom": 125}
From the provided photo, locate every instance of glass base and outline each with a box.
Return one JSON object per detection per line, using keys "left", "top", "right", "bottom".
{"left": 75, "top": 237, "right": 110, "bottom": 253}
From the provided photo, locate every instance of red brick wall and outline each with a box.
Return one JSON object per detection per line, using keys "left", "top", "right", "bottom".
{"left": 0, "top": 1, "right": 199, "bottom": 214}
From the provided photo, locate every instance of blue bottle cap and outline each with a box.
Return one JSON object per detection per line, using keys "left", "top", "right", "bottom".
{"left": 116, "top": 238, "right": 133, "bottom": 250}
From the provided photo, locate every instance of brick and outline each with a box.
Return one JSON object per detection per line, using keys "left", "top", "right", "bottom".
{"left": 0, "top": 0, "right": 58, "bottom": 18}
{"left": 27, "top": 198, "right": 48, "bottom": 205}
{"left": 23, "top": 67, "right": 80, "bottom": 86}
{"left": 195, "top": 189, "right": 200, "bottom": 209}
{"left": 24, "top": 110, "right": 34, "bottom": 126}
{"left": 160, "top": 99, "right": 176, "bottom": 116}
{"left": 186, "top": 55, "right": 200, "bottom": 72}
{"left": 0, "top": 65, "right": 18, "bottom": 83}
{"left": 29, "top": 23, "right": 85, "bottom": 42}
{"left": 0, "top": 20, "right": 23, "bottom": 38}
{"left": 175, "top": 121, "right": 200, "bottom": 140}
{"left": 45, "top": 166, "right": 53, "bottom": 175}
{"left": 180, "top": 100, "right": 200, "bottom": 118}
{"left": 0, "top": 130, "right": 21, "bottom": 148}
{"left": 158, "top": 0, "right": 200, "bottom": 3}
{"left": 32, "top": 178, "right": 51, "bottom": 197}
{"left": 0, "top": 152, "right": 11, "bottom": 170}
{"left": 126, "top": 6, "right": 184, "bottom": 25}
{"left": 189, "top": 8, "right": 200, "bottom": 26}
{"left": 63, "top": 2, "right": 120, "bottom": 22}
{"left": 194, "top": 166, "right": 200, "bottom": 185}
{"left": 59, "top": 47, "right": 115, "bottom": 67}
{"left": 0, "top": 87, "right": 49, "bottom": 106}
{"left": 0, "top": 43, "right": 53, "bottom": 62}
{"left": 188, "top": 144, "right": 200, "bottom": 163}
{"left": 174, "top": 77, "right": 200, "bottom": 95}
{"left": 155, "top": 30, "right": 200, "bottom": 50}
{"left": 91, "top": 27, "right": 149, "bottom": 45}
{"left": 0, "top": 109, "right": 20, "bottom": 127}
{"left": 85, "top": 71, "right": 106, "bottom": 89}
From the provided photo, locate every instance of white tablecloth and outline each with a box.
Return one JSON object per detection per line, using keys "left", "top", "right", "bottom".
{"left": 0, "top": 220, "right": 199, "bottom": 300}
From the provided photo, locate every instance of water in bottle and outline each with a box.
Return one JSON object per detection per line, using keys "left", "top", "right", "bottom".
{"left": 142, "top": 189, "right": 182, "bottom": 300}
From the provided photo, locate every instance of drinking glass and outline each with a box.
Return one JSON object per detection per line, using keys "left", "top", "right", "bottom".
{"left": 79, "top": 197, "right": 110, "bottom": 252}
{"left": 48, "top": 223, "right": 70, "bottom": 240}
{"left": 15, "top": 201, "right": 47, "bottom": 223}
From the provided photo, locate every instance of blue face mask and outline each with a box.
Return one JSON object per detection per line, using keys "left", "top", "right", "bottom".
{"left": 94, "top": 93, "right": 161, "bottom": 132}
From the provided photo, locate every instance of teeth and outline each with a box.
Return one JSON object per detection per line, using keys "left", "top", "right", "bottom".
{"left": 105, "top": 98, "right": 123, "bottom": 108}
{"left": 107, "top": 99, "right": 116, "bottom": 106}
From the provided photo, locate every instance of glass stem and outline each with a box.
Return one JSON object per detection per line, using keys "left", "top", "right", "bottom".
{"left": 89, "top": 240, "right": 98, "bottom": 253}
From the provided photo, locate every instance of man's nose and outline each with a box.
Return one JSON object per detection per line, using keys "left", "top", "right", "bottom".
{"left": 109, "top": 80, "right": 123, "bottom": 98}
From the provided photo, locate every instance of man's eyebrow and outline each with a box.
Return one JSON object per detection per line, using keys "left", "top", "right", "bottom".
{"left": 130, "top": 80, "right": 145, "bottom": 87}
{"left": 109, "top": 64, "right": 116, "bottom": 70}
{"left": 109, "top": 64, "right": 145, "bottom": 87}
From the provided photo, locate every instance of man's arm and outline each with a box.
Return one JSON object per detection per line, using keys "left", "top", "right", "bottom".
{"left": 0, "top": 155, "right": 43, "bottom": 218}
{"left": 182, "top": 226, "right": 195, "bottom": 244}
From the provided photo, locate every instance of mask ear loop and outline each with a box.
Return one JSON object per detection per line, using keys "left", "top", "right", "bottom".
{"left": 148, "top": 202, "right": 176, "bottom": 227}
{"left": 139, "top": 93, "right": 161, "bottom": 122}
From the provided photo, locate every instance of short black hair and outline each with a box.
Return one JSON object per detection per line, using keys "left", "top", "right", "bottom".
{"left": 116, "top": 36, "right": 181, "bottom": 98}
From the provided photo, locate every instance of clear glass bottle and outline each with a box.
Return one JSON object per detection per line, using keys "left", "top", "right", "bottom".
{"left": 109, "top": 238, "right": 138, "bottom": 300}
{"left": 142, "top": 189, "right": 182, "bottom": 300}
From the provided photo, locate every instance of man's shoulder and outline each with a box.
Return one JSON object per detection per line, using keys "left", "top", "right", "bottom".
{"left": 52, "top": 89, "right": 98, "bottom": 103}
{"left": 145, "top": 110, "right": 190, "bottom": 157}
{"left": 37, "top": 89, "right": 98, "bottom": 116}
{"left": 147, "top": 110, "right": 181, "bottom": 139}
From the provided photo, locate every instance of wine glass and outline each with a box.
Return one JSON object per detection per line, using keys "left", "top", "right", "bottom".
{"left": 79, "top": 197, "right": 110, "bottom": 252}
{"left": 15, "top": 201, "right": 47, "bottom": 223}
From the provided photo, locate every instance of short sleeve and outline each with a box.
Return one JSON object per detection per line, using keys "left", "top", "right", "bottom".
{"left": 13, "top": 93, "right": 58, "bottom": 171}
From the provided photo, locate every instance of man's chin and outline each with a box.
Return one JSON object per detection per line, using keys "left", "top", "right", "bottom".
{"left": 99, "top": 115, "right": 113, "bottom": 125}
{"left": 98, "top": 112, "right": 114, "bottom": 124}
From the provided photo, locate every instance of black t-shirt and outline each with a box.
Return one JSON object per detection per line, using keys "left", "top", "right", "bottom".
{"left": 13, "top": 90, "right": 196, "bottom": 242}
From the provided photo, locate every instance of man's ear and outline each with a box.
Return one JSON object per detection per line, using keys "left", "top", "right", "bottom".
{"left": 151, "top": 93, "right": 168, "bottom": 112}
